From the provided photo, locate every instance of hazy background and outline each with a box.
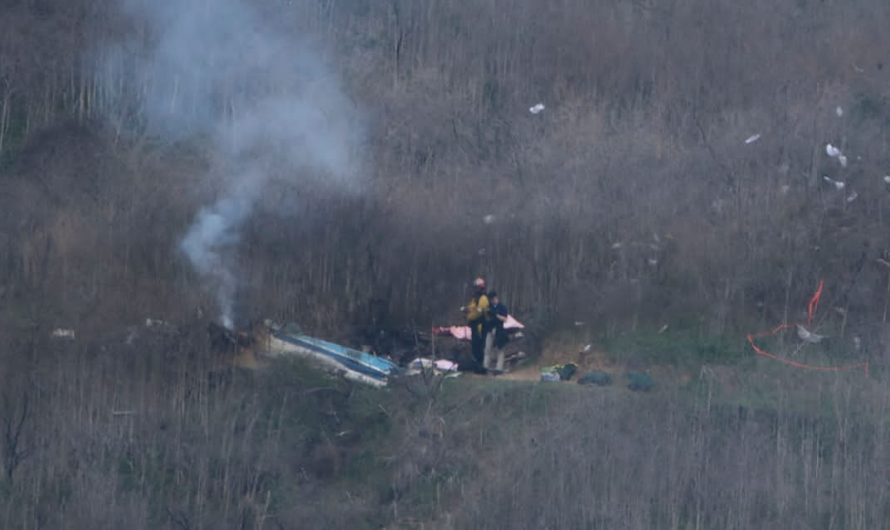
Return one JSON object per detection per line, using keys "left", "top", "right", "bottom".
{"left": 2, "top": 0, "right": 890, "bottom": 527}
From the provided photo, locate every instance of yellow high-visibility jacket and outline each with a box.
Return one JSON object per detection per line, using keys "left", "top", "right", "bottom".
{"left": 466, "top": 294, "right": 490, "bottom": 333}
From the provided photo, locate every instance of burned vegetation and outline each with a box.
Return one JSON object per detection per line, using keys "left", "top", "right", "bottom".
{"left": 2, "top": 0, "right": 890, "bottom": 528}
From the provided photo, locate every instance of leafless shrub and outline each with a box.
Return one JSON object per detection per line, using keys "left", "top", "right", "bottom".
{"left": 2, "top": 0, "right": 890, "bottom": 526}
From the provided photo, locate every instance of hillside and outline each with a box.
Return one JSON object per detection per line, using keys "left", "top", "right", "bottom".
{"left": 3, "top": 319, "right": 887, "bottom": 529}
{"left": 2, "top": 0, "right": 890, "bottom": 527}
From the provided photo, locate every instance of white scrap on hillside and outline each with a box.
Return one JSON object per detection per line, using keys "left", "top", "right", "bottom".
{"left": 796, "top": 324, "right": 827, "bottom": 344}
{"left": 823, "top": 176, "right": 845, "bottom": 190}
{"left": 836, "top": 106, "right": 844, "bottom": 117}
{"left": 483, "top": 214, "right": 495, "bottom": 224}
{"left": 846, "top": 191, "right": 859, "bottom": 203}
{"left": 529, "top": 103, "right": 546, "bottom": 114}
{"left": 51, "top": 328, "right": 75, "bottom": 339}
{"left": 884, "top": 175, "right": 890, "bottom": 184}
{"left": 744, "top": 133, "right": 761, "bottom": 144}
{"left": 825, "top": 143, "right": 848, "bottom": 167}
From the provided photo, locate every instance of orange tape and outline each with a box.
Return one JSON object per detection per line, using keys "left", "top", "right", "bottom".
{"left": 746, "top": 281, "right": 869, "bottom": 377}
{"left": 806, "top": 279, "right": 824, "bottom": 326}
{"left": 747, "top": 333, "right": 869, "bottom": 375}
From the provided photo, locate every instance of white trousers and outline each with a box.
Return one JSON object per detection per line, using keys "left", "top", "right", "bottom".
{"left": 483, "top": 332, "right": 505, "bottom": 371}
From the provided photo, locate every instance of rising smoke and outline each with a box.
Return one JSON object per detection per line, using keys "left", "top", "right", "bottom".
{"left": 106, "top": 0, "right": 365, "bottom": 328}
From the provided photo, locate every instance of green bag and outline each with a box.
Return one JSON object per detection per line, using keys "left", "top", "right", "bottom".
{"left": 577, "top": 371, "right": 613, "bottom": 386}
{"left": 625, "top": 371, "right": 654, "bottom": 392}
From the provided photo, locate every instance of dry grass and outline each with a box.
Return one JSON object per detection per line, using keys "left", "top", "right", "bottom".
{"left": 1, "top": 0, "right": 890, "bottom": 527}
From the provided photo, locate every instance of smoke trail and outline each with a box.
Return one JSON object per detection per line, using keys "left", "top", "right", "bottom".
{"left": 106, "top": 0, "right": 365, "bottom": 327}
{"left": 180, "top": 186, "right": 257, "bottom": 329}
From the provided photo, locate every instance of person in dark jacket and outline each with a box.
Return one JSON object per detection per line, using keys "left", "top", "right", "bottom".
{"left": 484, "top": 291, "right": 509, "bottom": 372}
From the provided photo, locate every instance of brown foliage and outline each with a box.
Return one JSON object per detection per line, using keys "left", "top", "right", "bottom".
{"left": 2, "top": 0, "right": 890, "bottom": 526}
{"left": 2, "top": 0, "right": 890, "bottom": 342}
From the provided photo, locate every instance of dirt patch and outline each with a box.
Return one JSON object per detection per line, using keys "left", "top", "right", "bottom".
{"left": 499, "top": 365, "right": 543, "bottom": 381}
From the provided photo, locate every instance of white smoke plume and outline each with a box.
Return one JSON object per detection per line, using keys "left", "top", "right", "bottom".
{"left": 106, "top": 0, "right": 365, "bottom": 328}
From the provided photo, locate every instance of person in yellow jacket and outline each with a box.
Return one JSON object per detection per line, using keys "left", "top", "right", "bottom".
{"left": 463, "top": 277, "right": 490, "bottom": 369}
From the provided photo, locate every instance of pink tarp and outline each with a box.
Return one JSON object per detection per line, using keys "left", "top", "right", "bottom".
{"left": 504, "top": 315, "right": 525, "bottom": 330}
{"left": 433, "top": 316, "right": 525, "bottom": 341}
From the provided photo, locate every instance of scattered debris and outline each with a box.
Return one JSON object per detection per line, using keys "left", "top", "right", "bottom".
{"left": 657, "top": 324, "right": 669, "bottom": 334}
{"left": 647, "top": 258, "right": 658, "bottom": 267}
{"left": 208, "top": 322, "right": 254, "bottom": 351}
{"left": 577, "top": 371, "right": 613, "bottom": 386}
{"left": 825, "top": 143, "right": 848, "bottom": 167}
{"left": 846, "top": 191, "right": 859, "bottom": 203}
{"left": 436, "top": 325, "right": 471, "bottom": 341}
{"left": 610, "top": 242, "right": 623, "bottom": 249}
{"left": 540, "top": 364, "right": 577, "bottom": 382}
{"left": 853, "top": 336, "right": 862, "bottom": 351}
{"left": 406, "top": 357, "right": 459, "bottom": 376}
{"left": 483, "top": 214, "right": 495, "bottom": 224}
{"left": 267, "top": 325, "right": 400, "bottom": 387}
{"left": 582, "top": 344, "right": 592, "bottom": 353}
{"left": 145, "top": 318, "right": 169, "bottom": 328}
{"left": 529, "top": 103, "right": 546, "bottom": 114}
{"left": 51, "top": 328, "right": 75, "bottom": 340}
{"left": 823, "top": 176, "right": 845, "bottom": 190}
{"left": 796, "top": 324, "right": 827, "bottom": 344}
{"left": 409, "top": 358, "right": 434, "bottom": 371}
{"left": 433, "top": 316, "right": 525, "bottom": 341}
{"left": 573, "top": 321, "right": 585, "bottom": 327}
{"left": 884, "top": 175, "right": 890, "bottom": 184}
{"left": 435, "top": 359, "right": 458, "bottom": 372}
{"left": 836, "top": 106, "right": 844, "bottom": 117}
{"left": 746, "top": 281, "right": 870, "bottom": 375}
{"left": 780, "top": 184, "right": 791, "bottom": 195}
{"left": 744, "top": 133, "right": 761, "bottom": 145}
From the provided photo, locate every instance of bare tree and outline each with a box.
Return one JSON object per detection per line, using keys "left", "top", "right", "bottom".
{"left": 1, "top": 391, "right": 29, "bottom": 483}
